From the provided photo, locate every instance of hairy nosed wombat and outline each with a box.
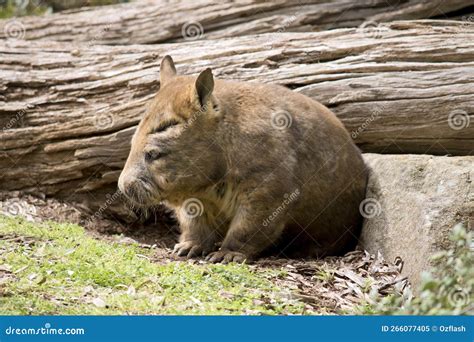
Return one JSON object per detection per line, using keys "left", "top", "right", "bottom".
{"left": 118, "top": 55, "right": 368, "bottom": 263}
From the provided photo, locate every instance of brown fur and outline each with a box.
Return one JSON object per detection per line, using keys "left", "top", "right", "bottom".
{"left": 118, "top": 56, "right": 368, "bottom": 263}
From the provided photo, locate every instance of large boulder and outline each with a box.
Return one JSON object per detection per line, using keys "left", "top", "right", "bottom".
{"left": 360, "top": 154, "right": 473, "bottom": 287}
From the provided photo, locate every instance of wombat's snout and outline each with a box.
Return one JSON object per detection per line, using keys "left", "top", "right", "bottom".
{"left": 118, "top": 168, "right": 158, "bottom": 207}
{"left": 117, "top": 171, "right": 134, "bottom": 198}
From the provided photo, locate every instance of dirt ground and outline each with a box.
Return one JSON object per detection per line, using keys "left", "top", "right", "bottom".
{"left": 0, "top": 192, "right": 410, "bottom": 314}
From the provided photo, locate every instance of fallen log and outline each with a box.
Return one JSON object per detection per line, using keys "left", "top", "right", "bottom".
{"left": 360, "top": 153, "right": 473, "bottom": 287}
{"left": 1, "top": 0, "right": 473, "bottom": 44}
{"left": 1, "top": 20, "right": 473, "bottom": 218}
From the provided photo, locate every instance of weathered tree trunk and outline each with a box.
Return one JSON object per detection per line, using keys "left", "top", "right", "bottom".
{"left": 1, "top": 0, "right": 473, "bottom": 44}
{"left": 1, "top": 20, "right": 473, "bottom": 219}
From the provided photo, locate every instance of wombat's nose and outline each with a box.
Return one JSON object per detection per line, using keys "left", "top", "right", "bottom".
{"left": 118, "top": 172, "right": 133, "bottom": 197}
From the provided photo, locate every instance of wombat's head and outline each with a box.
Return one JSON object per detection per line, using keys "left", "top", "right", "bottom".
{"left": 118, "top": 56, "right": 224, "bottom": 207}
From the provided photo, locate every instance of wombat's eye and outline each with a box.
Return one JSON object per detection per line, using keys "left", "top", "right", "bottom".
{"left": 145, "top": 150, "right": 166, "bottom": 163}
{"left": 151, "top": 120, "right": 179, "bottom": 134}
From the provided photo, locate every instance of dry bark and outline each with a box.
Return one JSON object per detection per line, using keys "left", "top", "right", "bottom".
{"left": 1, "top": 0, "right": 473, "bottom": 44}
{"left": 1, "top": 20, "right": 473, "bottom": 218}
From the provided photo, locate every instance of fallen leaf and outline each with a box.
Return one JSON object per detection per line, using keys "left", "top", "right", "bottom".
{"left": 126, "top": 285, "right": 136, "bottom": 296}
{"left": 92, "top": 297, "right": 106, "bottom": 308}
{"left": 83, "top": 285, "right": 94, "bottom": 295}
{"left": 14, "top": 265, "right": 28, "bottom": 274}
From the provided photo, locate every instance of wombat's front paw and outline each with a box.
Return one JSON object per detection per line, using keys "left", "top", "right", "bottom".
{"left": 173, "top": 241, "right": 213, "bottom": 258}
{"left": 205, "top": 250, "right": 248, "bottom": 264}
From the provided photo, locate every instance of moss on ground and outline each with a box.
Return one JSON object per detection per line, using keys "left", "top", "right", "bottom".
{"left": 0, "top": 215, "right": 304, "bottom": 315}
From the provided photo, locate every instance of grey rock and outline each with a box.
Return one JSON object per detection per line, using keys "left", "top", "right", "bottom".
{"left": 360, "top": 154, "right": 473, "bottom": 287}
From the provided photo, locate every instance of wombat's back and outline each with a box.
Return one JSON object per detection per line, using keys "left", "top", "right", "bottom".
{"left": 215, "top": 80, "right": 368, "bottom": 257}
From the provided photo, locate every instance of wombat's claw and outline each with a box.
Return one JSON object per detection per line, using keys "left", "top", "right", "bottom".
{"left": 205, "top": 250, "right": 247, "bottom": 264}
{"left": 173, "top": 241, "right": 211, "bottom": 258}
{"left": 173, "top": 241, "right": 202, "bottom": 258}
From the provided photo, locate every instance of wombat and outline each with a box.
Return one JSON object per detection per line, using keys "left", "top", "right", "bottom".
{"left": 118, "top": 55, "right": 368, "bottom": 263}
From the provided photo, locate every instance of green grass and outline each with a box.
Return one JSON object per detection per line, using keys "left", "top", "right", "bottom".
{"left": 0, "top": 0, "right": 129, "bottom": 19}
{"left": 0, "top": 0, "right": 48, "bottom": 19}
{"left": 0, "top": 215, "right": 305, "bottom": 315}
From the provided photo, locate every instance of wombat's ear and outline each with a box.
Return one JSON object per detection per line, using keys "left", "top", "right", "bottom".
{"left": 195, "top": 68, "right": 214, "bottom": 107}
{"left": 160, "top": 55, "right": 177, "bottom": 86}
